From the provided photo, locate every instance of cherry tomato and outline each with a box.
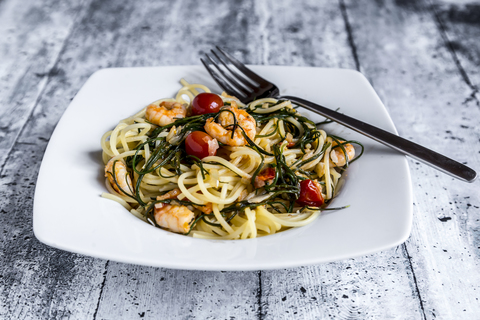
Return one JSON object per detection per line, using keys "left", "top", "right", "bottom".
{"left": 185, "top": 131, "right": 219, "bottom": 159}
{"left": 296, "top": 179, "right": 324, "bottom": 207}
{"left": 254, "top": 167, "right": 276, "bottom": 188}
{"left": 257, "top": 167, "right": 275, "bottom": 181}
{"left": 192, "top": 93, "right": 223, "bottom": 115}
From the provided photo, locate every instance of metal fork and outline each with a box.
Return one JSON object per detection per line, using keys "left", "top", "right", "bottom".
{"left": 201, "top": 47, "right": 477, "bottom": 183}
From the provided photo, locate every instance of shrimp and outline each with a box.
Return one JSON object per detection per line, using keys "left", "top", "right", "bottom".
{"left": 194, "top": 202, "right": 213, "bottom": 215}
{"left": 330, "top": 140, "right": 355, "bottom": 167}
{"left": 154, "top": 204, "right": 195, "bottom": 234}
{"left": 204, "top": 102, "right": 256, "bottom": 146}
{"left": 145, "top": 100, "right": 187, "bottom": 126}
{"left": 153, "top": 189, "right": 210, "bottom": 232}
{"left": 105, "top": 158, "right": 133, "bottom": 196}
{"left": 153, "top": 189, "right": 195, "bottom": 233}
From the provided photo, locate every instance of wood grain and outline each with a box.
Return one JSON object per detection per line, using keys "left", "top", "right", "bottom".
{"left": 255, "top": 1, "right": 424, "bottom": 319}
{"left": 93, "top": 1, "right": 423, "bottom": 319}
{"left": 345, "top": 0, "right": 480, "bottom": 318}
{"left": 261, "top": 252, "right": 424, "bottom": 319}
{"left": 432, "top": 0, "right": 480, "bottom": 88}
{"left": 0, "top": 0, "right": 111, "bottom": 319}
{"left": 0, "top": 0, "right": 85, "bottom": 170}
{"left": 95, "top": 264, "right": 260, "bottom": 319}
{"left": 0, "top": 0, "right": 478, "bottom": 319}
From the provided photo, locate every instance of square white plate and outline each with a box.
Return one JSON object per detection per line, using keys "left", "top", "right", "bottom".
{"left": 33, "top": 66, "right": 412, "bottom": 271}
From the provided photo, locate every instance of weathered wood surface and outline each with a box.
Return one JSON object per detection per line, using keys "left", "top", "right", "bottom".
{"left": 0, "top": 0, "right": 478, "bottom": 319}
{"left": 346, "top": 1, "right": 480, "bottom": 319}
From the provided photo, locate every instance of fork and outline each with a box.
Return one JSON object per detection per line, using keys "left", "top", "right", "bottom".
{"left": 201, "top": 47, "right": 477, "bottom": 183}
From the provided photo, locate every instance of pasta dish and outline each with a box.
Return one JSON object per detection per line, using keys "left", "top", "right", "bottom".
{"left": 100, "top": 80, "right": 362, "bottom": 240}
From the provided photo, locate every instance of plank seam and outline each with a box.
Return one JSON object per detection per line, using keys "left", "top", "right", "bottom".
{"left": 257, "top": 270, "right": 264, "bottom": 320}
{"left": 428, "top": 0, "right": 479, "bottom": 102}
{"left": 403, "top": 244, "right": 427, "bottom": 320}
{"left": 93, "top": 260, "right": 109, "bottom": 320}
{"left": 0, "top": 0, "right": 91, "bottom": 177}
{"left": 339, "top": 0, "right": 360, "bottom": 71}
{"left": 0, "top": 79, "right": 48, "bottom": 176}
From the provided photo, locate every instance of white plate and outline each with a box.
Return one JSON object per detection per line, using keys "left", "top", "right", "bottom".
{"left": 33, "top": 66, "right": 412, "bottom": 271}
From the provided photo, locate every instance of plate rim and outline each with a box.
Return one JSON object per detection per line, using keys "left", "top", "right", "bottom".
{"left": 33, "top": 65, "right": 413, "bottom": 271}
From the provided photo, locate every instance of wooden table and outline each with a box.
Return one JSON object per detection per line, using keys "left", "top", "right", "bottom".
{"left": 1, "top": 0, "right": 479, "bottom": 318}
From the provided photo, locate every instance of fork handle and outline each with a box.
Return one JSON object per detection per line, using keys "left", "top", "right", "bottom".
{"left": 280, "top": 95, "right": 477, "bottom": 183}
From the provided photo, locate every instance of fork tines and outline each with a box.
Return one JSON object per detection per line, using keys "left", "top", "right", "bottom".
{"left": 201, "top": 46, "right": 273, "bottom": 103}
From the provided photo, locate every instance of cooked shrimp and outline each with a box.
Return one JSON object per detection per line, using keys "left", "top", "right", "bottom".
{"left": 204, "top": 102, "right": 256, "bottom": 146}
{"left": 145, "top": 100, "right": 187, "bottom": 126}
{"left": 154, "top": 204, "right": 195, "bottom": 234}
{"left": 105, "top": 159, "right": 133, "bottom": 196}
{"left": 330, "top": 141, "right": 355, "bottom": 167}
{"left": 156, "top": 188, "right": 212, "bottom": 214}
{"left": 153, "top": 189, "right": 195, "bottom": 233}
{"left": 157, "top": 188, "right": 182, "bottom": 204}
{"left": 194, "top": 202, "right": 213, "bottom": 215}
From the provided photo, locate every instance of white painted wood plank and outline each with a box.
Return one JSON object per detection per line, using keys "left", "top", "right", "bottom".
{"left": 254, "top": 1, "right": 424, "bottom": 319}
{"left": 96, "top": 263, "right": 260, "bottom": 319}
{"left": 432, "top": 1, "right": 480, "bottom": 88}
{"left": 92, "top": 1, "right": 423, "bottom": 319}
{"left": 0, "top": 1, "right": 110, "bottom": 319}
{"left": 0, "top": 143, "right": 107, "bottom": 320}
{"left": 83, "top": 1, "right": 269, "bottom": 317}
{"left": 344, "top": 0, "right": 480, "bottom": 319}
{"left": 250, "top": 0, "right": 357, "bottom": 69}
{"left": 0, "top": 0, "right": 479, "bottom": 318}
{"left": 262, "top": 251, "right": 423, "bottom": 319}
{"left": 2, "top": 0, "right": 263, "bottom": 318}
{"left": 0, "top": 0, "right": 86, "bottom": 170}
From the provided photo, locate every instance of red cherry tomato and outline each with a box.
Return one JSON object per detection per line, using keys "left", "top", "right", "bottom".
{"left": 192, "top": 93, "right": 223, "bottom": 115}
{"left": 254, "top": 167, "right": 276, "bottom": 188}
{"left": 257, "top": 167, "right": 275, "bottom": 181}
{"left": 296, "top": 179, "right": 324, "bottom": 207}
{"left": 185, "top": 131, "right": 219, "bottom": 159}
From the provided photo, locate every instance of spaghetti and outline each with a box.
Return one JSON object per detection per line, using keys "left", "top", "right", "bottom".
{"left": 100, "top": 80, "right": 363, "bottom": 240}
